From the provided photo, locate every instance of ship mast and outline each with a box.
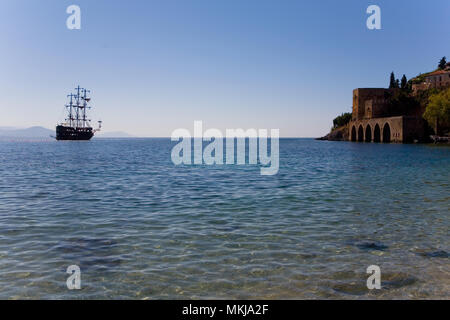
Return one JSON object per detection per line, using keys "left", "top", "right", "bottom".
{"left": 65, "top": 93, "right": 75, "bottom": 127}
{"left": 81, "top": 88, "right": 91, "bottom": 128}
{"left": 65, "top": 85, "right": 92, "bottom": 129}
{"left": 74, "top": 85, "right": 80, "bottom": 128}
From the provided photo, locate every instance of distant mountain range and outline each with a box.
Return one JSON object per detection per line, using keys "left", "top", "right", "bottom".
{"left": 0, "top": 126, "right": 54, "bottom": 138}
{"left": 0, "top": 126, "right": 133, "bottom": 138}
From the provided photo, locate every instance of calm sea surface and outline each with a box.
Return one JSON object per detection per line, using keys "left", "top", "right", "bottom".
{"left": 0, "top": 138, "right": 448, "bottom": 299}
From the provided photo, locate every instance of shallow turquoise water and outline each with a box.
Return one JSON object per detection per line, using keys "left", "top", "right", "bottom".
{"left": 0, "top": 138, "right": 448, "bottom": 299}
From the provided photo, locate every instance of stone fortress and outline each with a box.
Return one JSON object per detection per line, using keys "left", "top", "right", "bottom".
{"left": 348, "top": 66, "right": 450, "bottom": 143}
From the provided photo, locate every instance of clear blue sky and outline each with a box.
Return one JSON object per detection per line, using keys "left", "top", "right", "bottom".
{"left": 0, "top": 0, "right": 449, "bottom": 137}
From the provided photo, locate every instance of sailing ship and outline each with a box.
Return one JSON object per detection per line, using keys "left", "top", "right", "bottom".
{"left": 56, "top": 86, "right": 101, "bottom": 140}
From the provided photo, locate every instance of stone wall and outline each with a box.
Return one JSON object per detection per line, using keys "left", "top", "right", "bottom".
{"left": 348, "top": 116, "right": 404, "bottom": 143}
{"left": 352, "top": 88, "right": 390, "bottom": 121}
{"left": 349, "top": 87, "right": 427, "bottom": 143}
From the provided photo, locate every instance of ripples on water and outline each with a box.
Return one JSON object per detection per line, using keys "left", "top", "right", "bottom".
{"left": 0, "top": 138, "right": 448, "bottom": 299}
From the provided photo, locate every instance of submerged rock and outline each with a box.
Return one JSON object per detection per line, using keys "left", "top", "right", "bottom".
{"left": 332, "top": 272, "right": 417, "bottom": 296}
{"left": 53, "top": 237, "right": 122, "bottom": 270}
{"left": 356, "top": 241, "right": 389, "bottom": 251}
{"left": 416, "top": 250, "right": 449, "bottom": 259}
{"left": 345, "top": 239, "right": 389, "bottom": 251}
{"left": 332, "top": 282, "right": 368, "bottom": 296}
{"left": 382, "top": 275, "right": 417, "bottom": 289}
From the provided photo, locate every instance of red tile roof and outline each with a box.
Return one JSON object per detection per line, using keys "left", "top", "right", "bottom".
{"left": 425, "top": 69, "right": 450, "bottom": 77}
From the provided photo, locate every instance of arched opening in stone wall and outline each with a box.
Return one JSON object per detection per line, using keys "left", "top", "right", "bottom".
{"left": 365, "top": 125, "right": 372, "bottom": 142}
{"left": 358, "top": 125, "right": 364, "bottom": 142}
{"left": 351, "top": 126, "right": 356, "bottom": 141}
{"left": 373, "top": 124, "right": 381, "bottom": 142}
{"left": 383, "top": 123, "right": 391, "bottom": 143}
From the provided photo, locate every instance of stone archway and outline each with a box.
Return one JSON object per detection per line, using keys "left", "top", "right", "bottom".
{"left": 351, "top": 126, "right": 357, "bottom": 141}
{"left": 383, "top": 123, "right": 391, "bottom": 143}
{"left": 358, "top": 125, "right": 364, "bottom": 142}
{"left": 373, "top": 124, "right": 381, "bottom": 142}
{"left": 365, "top": 124, "right": 372, "bottom": 142}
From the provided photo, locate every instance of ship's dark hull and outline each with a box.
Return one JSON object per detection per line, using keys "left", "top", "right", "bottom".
{"left": 56, "top": 125, "right": 94, "bottom": 141}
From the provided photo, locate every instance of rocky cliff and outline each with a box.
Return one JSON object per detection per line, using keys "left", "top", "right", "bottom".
{"left": 316, "top": 125, "right": 349, "bottom": 141}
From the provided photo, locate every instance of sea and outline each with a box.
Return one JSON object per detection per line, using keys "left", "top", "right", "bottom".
{"left": 0, "top": 138, "right": 448, "bottom": 299}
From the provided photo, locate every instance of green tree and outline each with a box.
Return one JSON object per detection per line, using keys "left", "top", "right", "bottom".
{"left": 423, "top": 87, "right": 450, "bottom": 134}
{"left": 332, "top": 112, "right": 352, "bottom": 129}
{"left": 400, "top": 74, "right": 407, "bottom": 89}
{"left": 389, "top": 72, "right": 396, "bottom": 88}
{"left": 438, "top": 56, "right": 447, "bottom": 70}
{"left": 386, "top": 90, "right": 420, "bottom": 116}
{"left": 395, "top": 79, "right": 400, "bottom": 88}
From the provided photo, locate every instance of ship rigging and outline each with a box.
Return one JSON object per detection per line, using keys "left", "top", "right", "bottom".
{"left": 56, "top": 86, "right": 101, "bottom": 140}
